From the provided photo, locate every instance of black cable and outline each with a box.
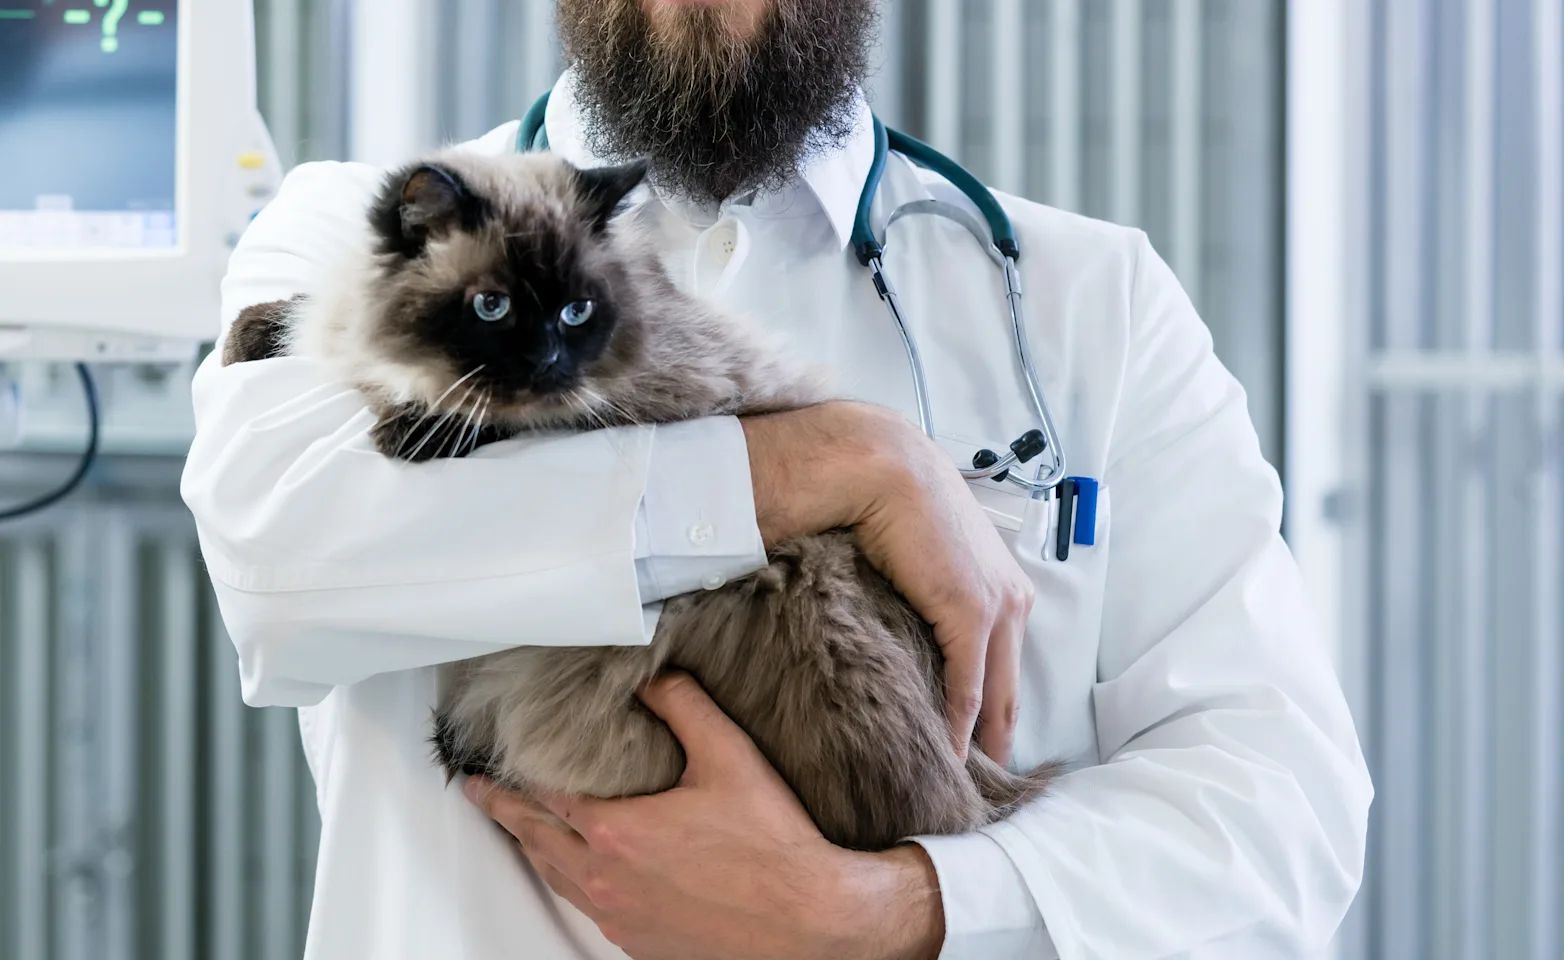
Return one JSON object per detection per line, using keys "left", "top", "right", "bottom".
{"left": 0, "top": 363, "right": 101, "bottom": 522}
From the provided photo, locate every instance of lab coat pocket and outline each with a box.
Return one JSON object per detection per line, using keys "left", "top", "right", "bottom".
{"left": 1010, "top": 484, "right": 1112, "bottom": 770}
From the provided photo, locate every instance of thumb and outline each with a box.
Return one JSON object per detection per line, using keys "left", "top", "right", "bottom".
{"left": 637, "top": 671, "right": 750, "bottom": 783}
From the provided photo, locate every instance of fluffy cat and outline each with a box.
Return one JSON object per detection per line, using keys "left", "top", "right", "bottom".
{"left": 222, "top": 149, "right": 1059, "bottom": 851}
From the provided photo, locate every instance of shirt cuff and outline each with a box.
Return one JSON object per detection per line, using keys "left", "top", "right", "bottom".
{"left": 632, "top": 417, "right": 766, "bottom": 606}
{"left": 912, "top": 832, "right": 1058, "bottom": 960}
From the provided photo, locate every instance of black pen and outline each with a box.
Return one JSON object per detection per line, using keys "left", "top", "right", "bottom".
{"left": 1055, "top": 479, "right": 1076, "bottom": 562}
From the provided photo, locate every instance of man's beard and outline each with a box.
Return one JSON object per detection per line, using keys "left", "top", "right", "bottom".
{"left": 557, "top": 0, "right": 877, "bottom": 203}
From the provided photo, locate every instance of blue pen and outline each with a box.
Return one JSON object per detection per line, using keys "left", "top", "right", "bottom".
{"left": 1071, "top": 477, "right": 1100, "bottom": 546}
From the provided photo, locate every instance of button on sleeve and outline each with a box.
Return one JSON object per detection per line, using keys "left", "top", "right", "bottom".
{"left": 633, "top": 417, "right": 766, "bottom": 603}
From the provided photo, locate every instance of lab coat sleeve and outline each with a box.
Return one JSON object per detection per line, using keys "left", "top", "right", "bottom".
{"left": 634, "top": 417, "right": 764, "bottom": 598}
{"left": 181, "top": 161, "right": 764, "bottom": 709}
{"left": 916, "top": 235, "right": 1371, "bottom": 959}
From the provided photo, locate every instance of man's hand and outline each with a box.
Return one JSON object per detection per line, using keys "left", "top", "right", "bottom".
{"left": 742, "top": 402, "right": 1034, "bottom": 763}
{"left": 466, "top": 673, "right": 944, "bottom": 960}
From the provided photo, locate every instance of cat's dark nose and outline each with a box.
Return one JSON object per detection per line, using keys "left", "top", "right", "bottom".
{"left": 522, "top": 326, "right": 573, "bottom": 392}
{"left": 527, "top": 327, "right": 563, "bottom": 371}
{"left": 528, "top": 345, "right": 574, "bottom": 394}
{"left": 525, "top": 337, "right": 563, "bottom": 374}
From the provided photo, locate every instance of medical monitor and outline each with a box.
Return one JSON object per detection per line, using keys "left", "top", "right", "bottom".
{"left": 0, "top": 1, "right": 179, "bottom": 253}
{"left": 0, "top": 0, "right": 279, "bottom": 360}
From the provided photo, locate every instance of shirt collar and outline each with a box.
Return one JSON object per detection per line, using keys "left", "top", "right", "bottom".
{"left": 542, "top": 68, "right": 874, "bottom": 251}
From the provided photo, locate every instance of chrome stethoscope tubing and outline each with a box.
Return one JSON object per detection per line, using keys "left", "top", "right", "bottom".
{"left": 1002, "top": 255, "right": 1070, "bottom": 491}
{"left": 873, "top": 200, "right": 1067, "bottom": 494}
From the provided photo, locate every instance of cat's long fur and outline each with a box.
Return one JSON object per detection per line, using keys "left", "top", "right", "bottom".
{"left": 223, "top": 149, "right": 1059, "bottom": 850}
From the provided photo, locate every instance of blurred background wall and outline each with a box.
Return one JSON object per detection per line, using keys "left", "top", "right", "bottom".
{"left": 1300, "top": 3, "right": 1564, "bottom": 959}
{"left": 0, "top": 2, "right": 1556, "bottom": 959}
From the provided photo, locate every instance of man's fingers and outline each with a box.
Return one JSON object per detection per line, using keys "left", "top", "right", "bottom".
{"left": 508, "top": 810, "right": 593, "bottom": 876}
{"left": 465, "top": 777, "right": 591, "bottom": 870}
{"left": 533, "top": 788, "right": 611, "bottom": 834}
{"left": 937, "top": 629, "right": 987, "bottom": 760}
{"left": 637, "top": 671, "right": 750, "bottom": 780}
{"left": 464, "top": 775, "right": 515, "bottom": 820}
{"left": 523, "top": 847, "right": 602, "bottom": 921}
{"left": 976, "top": 612, "right": 1025, "bottom": 765}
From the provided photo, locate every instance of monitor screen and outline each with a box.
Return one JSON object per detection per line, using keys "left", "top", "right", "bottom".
{"left": 0, "top": 1, "right": 179, "bottom": 251}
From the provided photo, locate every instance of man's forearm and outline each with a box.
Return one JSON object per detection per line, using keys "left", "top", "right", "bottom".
{"left": 740, "top": 400, "right": 915, "bottom": 547}
{"left": 820, "top": 845, "right": 945, "bottom": 960}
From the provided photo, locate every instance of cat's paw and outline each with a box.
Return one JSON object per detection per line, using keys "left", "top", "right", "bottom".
{"left": 221, "top": 295, "right": 306, "bottom": 365}
{"left": 371, "top": 403, "right": 516, "bottom": 461}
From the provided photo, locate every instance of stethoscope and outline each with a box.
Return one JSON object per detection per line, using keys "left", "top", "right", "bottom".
{"left": 519, "top": 94, "right": 1099, "bottom": 559}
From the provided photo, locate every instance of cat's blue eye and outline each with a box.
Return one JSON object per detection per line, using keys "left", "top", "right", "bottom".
{"left": 560, "top": 300, "right": 595, "bottom": 327}
{"left": 472, "top": 292, "right": 511, "bottom": 323}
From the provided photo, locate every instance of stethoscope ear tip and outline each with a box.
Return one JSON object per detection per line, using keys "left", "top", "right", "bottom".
{"left": 972, "top": 448, "right": 1010, "bottom": 484}
{"left": 1011, "top": 430, "right": 1047, "bottom": 463}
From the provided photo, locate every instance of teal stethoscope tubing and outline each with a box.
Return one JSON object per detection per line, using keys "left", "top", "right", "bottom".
{"left": 517, "top": 95, "right": 1068, "bottom": 495}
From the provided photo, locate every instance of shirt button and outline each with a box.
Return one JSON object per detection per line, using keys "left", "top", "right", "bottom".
{"left": 688, "top": 523, "right": 715, "bottom": 545}
{"left": 701, "top": 573, "right": 726, "bottom": 591}
{"left": 709, "top": 222, "right": 738, "bottom": 263}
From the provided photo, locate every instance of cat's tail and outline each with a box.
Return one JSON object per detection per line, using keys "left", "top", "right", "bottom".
{"left": 967, "top": 750, "right": 1066, "bottom": 821}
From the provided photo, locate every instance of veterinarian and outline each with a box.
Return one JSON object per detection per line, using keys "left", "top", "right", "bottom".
{"left": 182, "top": 0, "right": 1372, "bottom": 957}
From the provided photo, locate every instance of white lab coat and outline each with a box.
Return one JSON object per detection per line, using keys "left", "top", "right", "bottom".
{"left": 182, "top": 73, "right": 1372, "bottom": 960}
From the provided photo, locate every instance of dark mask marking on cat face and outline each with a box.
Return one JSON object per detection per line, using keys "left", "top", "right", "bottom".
{"left": 411, "top": 228, "right": 623, "bottom": 399}
{"left": 369, "top": 159, "right": 652, "bottom": 409}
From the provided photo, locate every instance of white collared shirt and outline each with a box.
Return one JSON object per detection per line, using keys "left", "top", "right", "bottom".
{"left": 182, "top": 70, "right": 1371, "bottom": 960}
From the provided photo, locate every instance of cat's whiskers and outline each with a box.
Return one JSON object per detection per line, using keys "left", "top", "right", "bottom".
{"left": 569, "top": 387, "right": 611, "bottom": 429}
{"left": 450, "top": 383, "right": 486, "bottom": 458}
{"left": 438, "top": 390, "right": 479, "bottom": 460}
{"left": 449, "top": 388, "right": 482, "bottom": 459}
{"left": 393, "top": 409, "right": 439, "bottom": 460}
{"left": 407, "top": 381, "right": 479, "bottom": 461}
{"left": 576, "top": 384, "right": 640, "bottom": 426}
{"left": 394, "top": 364, "right": 489, "bottom": 457}
{"left": 400, "top": 365, "right": 491, "bottom": 460}
{"left": 565, "top": 389, "right": 610, "bottom": 431}
{"left": 565, "top": 392, "right": 598, "bottom": 430}
{"left": 427, "top": 364, "right": 489, "bottom": 413}
{"left": 463, "top": 392, "right": 491, "bottom": 457}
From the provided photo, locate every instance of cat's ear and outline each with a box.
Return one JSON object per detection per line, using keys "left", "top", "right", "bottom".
{"left": 399, "top": 164, "right": 469, "bottom": 239}
{"left": 574, "top": 161, "right": 650, "bottom": 230}
{"left": 372, "top": 163, "right": 479, "bottom": 257}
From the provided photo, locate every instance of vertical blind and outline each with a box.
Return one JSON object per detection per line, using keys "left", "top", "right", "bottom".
{"left": 1344, "top": 2, "right": 1564, "bottom": 959}
{"left": 0, "top": 488, "right": 319, "bottom": 960}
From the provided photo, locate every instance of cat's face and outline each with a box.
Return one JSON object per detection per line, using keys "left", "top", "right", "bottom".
{"left": 360, "top": 153, "right": 650, "bottom": 427}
